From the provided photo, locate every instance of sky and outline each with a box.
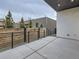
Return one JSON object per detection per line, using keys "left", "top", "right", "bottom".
{"left": 0, "top": 0, "right": 57, "bottom": 22}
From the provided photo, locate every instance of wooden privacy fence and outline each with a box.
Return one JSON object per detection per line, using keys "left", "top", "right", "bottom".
{"left": 0, "top": 28, "right": 46, "bottom": 51}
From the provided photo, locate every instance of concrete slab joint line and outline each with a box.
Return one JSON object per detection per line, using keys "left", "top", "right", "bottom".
{"left": 23, "top": 51, "right": 47, "bottom": 59}
{"left": 23, "top": 38, "right": 56, "bottom": 59}
{"left": 35, "top": 51, "right": 48, "bottom": 59}
{"left": 25, "top": 46, "right": 47, "bottom": 59}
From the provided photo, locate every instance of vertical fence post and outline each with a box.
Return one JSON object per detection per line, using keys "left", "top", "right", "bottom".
{"left": 28, "top": 31, "right": 30, "bottom": 43}
{"left": 38, "top": 28, "right": 40, "bottom": 39}
{"left": 11, "top": 32, "right": 13, "bottom": 48}
{"left": 24, "top": 28, "right": 26, "bottom": 42}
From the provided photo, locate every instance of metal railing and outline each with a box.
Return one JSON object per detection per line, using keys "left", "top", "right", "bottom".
{"left": 0, "top": 28, "right": 46, "bottom": 51}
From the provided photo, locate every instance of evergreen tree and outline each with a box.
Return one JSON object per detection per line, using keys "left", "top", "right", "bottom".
{"left": 20, "top": 17, "right": 25, "bottom": 28}
{"left": 40, "top": 24, "right": 43, "bottom": 28}
{"left": 5, "top": 11, "right": 14, "bottom": 28}
{"left": 29, "top": 20, "right": 32, "bottom": 28}
{"left": 36, "top": 23, "right": 39, "bottom": 28}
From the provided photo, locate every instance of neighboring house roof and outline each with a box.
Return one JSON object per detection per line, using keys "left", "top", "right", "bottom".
{"left": 25, "top": 17, "right": 56, "bottom": 22}
{"left": 44, "top": 0, "right": 79, "bottom": 11}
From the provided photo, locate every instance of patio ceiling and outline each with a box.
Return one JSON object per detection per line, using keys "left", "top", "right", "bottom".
{"left": 44, "top": 0, "right": 79, "bottom": 11}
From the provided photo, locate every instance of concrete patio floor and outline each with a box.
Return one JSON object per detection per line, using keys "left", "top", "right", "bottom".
{"left": 0, "top": 36, "right": 79, "bottom": 59}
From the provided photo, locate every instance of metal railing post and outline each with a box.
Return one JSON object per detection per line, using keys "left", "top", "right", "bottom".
{"left": 24, "top": 28, "right": 26, "bottom": 42}
{"left": 11, "top": 32, "right": 13, "bottom": 48}
{"left": 38, "top": 28, "right": 40, "bottom": 39}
